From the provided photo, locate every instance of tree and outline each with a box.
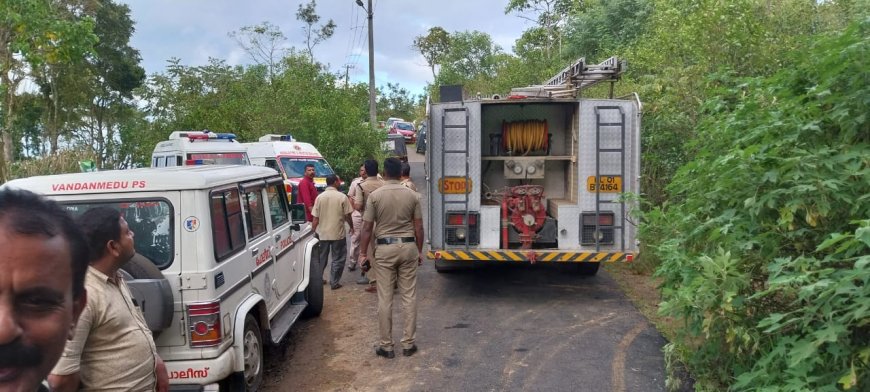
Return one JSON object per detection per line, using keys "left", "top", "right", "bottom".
{"left": 433, "top": 30, "right": 506, "bottom": 97}
{"left": 0, "top": 0, "right": 96, "bottom": 182}
{"left": 377, "top": 83, "right": 417, "bottom": 121}
{"left": 562, "top": 0, "right": 653, "bottom": 62}
{"left": 295, "top": 0, "right": 336, "bottom": 62}
{"left": 229, "top": 21, "right": 287, "bottom": 83}
{"left": 412, "top": 27, "right": 450, "bottom": 80}
{"left": 505, "top": 0, "right": 582, "bottom": 59}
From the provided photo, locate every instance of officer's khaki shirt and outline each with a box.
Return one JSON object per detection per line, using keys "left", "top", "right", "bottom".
{"left": 52, "top": 267, "right": 158, "bottom": 391}
{"left": 401, "top": 178, "right": 418, "bottom": 192}
{"left": 311, "top": 186, "right": 353, "bottom": 240}
{"left": 353, "top": 176, "right": 384, "bottom": 212}
{"left": 363, "top": 180, "right": 422, "bottom": 238}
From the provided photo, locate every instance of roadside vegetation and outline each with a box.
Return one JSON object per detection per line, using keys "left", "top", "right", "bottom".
{"left": 2, "top": 1, "right": 867, "bottom": 389}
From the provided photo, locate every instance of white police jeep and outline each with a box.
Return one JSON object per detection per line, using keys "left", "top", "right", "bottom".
{"left": 5, "top": 165, "right": 322, "bottom": 391}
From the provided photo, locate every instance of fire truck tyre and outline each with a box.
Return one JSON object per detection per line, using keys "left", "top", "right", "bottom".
{"left": 242, "top": 314, "right": 264, "bottom": 391}
{"left": 434, "top": 258, "right": 473, "bottom": 273}
{"left": 573, "top": 262, "right": 600, "bottom": 276}
{"left": 301, "top": 258, "right": 324, "bottom": 318}
{"left": 120, "top": 253, "right": 172, "bottom": 335}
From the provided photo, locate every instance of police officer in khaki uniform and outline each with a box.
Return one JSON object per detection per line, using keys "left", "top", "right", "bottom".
{"left": 400, "top": 162, "right": 418, "bottom": 192}
{"left": 359, "top": 157, "right": 424, "bottom": 358}
{"left": 354, "top": 159, "right": 384, "bottom": 291}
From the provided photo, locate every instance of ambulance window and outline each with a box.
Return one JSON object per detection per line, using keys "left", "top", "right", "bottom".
{"left": 243, "top": 186, "right": 267, "bottom": 238}
{"left": 265, "top": 182, "right": 289, "bottom": 227}
{"left": 154, "top": 157, "right": 164, "bottom": 168}
{"left": 164, "top": 156, "right": 174, "bottom": 167}
{"left": 265, "top": 159, "right": 279, "bottom": 172}
{"left": 211, "top": 189, "right": 246, "bottom": 260}
{"left": 176, "top": 156, "right": 183, "bottom": 166}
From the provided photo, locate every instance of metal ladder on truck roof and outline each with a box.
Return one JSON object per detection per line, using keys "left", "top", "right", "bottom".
{"left": 594, "top": 106, "right": 627, "bottom": 252}
{"left": 440, "top": 107, "right": 471, "bottom": 249}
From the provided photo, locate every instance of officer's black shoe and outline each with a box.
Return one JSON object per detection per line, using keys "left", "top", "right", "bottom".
{"left": 375, "top": 348, "right": 395, "bottom": 359}
{"left": 402, "top": 345, "right": 418, "bottom": 357}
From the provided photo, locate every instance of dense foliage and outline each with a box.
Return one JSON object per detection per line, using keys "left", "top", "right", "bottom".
{"left": 646, "top": 20, "right": 869, "bottom": 390}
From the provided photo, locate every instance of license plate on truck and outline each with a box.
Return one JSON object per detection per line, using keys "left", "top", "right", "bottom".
{"left": 586, "top": 176, "right": 622, "bottom": 192}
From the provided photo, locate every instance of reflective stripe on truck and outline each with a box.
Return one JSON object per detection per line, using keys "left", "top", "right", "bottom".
{"left": 428, "top": 250, "right": 634, "bottom": 263}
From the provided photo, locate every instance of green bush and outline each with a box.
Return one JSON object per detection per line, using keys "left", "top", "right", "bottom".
{"left": 648, "top": 19, "right": 869, "bottom": 390}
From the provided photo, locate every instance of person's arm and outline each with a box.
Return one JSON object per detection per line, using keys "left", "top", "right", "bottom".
{"left": 344, "top": 213, "right": 354, "bottom": 236}
{"left": 414, "top": 218, "right": 424, "bottom": 265}
{"left": 155, "top": 355, "right": 169, "bottom": 392}
{"left": 49, "top": 373, "right": 80, "bottom": 392}
{"left": 49, "top": 294, "right": 95, "bottom": 392}
{"left": 311, "top": 216, "right": 319, "bottom": 236}
{"left": 353, "top": 185, "right": 365, "bottom": 211}
{"left": 359, "top": 220, "right": 374, "bottom": 264}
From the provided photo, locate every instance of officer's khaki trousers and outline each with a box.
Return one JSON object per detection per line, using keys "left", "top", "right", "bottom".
{"left": 373, "top": 242, "right": 418, "bottom": 351}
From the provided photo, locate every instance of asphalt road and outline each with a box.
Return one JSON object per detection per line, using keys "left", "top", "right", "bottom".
{"left": 262, "top": 152, "right": 667, "bottom": 392}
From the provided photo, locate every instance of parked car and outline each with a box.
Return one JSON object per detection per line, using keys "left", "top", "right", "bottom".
{"left": 383, "top": 134, "right": 408, "bottom": 162}
{"left": 385, "top": 117, "right": 404, "bottom": 129}
{"left": 389, "top": 121, "right": 417, "bottom": 143}
{"left": 416, "top": 123, "right": 427, "bottom": 154}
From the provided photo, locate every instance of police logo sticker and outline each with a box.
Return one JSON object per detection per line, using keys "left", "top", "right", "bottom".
{"left": 184, "top": 217, "right": 200, "bottom": 232}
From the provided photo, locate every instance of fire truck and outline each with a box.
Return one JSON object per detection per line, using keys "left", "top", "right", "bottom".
{"left": 424, "top": 57, "right": 641, "bottom": 275}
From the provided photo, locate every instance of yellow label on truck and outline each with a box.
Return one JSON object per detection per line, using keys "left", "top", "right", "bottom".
{"left": 586, "top": 176, "right": 622, "bottom": 192}
{"left": 439, "top": 177, "right": 472, "bottom": 194}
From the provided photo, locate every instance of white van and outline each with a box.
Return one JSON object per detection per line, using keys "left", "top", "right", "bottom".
{"left": 244, "top": 134, "right": 340, "bottom": 203}
{"left": 4, "top": 166, "right": 321, "bottom": 391}
{"left": 152, "top": 131, "right": 250, "bottom": 167}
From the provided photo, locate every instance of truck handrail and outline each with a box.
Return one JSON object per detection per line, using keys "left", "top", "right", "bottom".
{"left": 618, "top": 92, "right": 643, "bottom": 114}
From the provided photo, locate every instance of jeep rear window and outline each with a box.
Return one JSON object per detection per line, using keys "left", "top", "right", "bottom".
{"left": 62, "top": 200, "right": 174, "bottom": 269}
{"left": 280, "top": 158, "right": 335, "bottom": 178}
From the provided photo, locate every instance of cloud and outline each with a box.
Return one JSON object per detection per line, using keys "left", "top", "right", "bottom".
{"left": 121, "top": 0, "right": 533, "bottom": 95}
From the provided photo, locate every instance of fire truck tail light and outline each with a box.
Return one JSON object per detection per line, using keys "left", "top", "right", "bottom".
{"left": 447, "top": 213, "right": 477, "bottom": 226}
{"left": 188, "top": 302, "right": 221, "bottom": 347}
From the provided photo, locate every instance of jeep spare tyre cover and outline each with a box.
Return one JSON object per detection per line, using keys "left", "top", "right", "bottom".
{"left": 121, "top": 253, "right": 174, "bottom": 335}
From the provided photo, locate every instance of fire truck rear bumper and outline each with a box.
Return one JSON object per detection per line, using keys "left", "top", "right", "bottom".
{"left": 427, "top": 249, "right": 634, "bottom": 263}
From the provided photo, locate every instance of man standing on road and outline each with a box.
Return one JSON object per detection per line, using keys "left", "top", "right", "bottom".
{"left": 359, "top": 157, "right": 424, "bottom": 358}
{"left": 0, "top": 189, "right": 89, "bottom": 392}
{"left": 311, "top": 175, "right": 354, "bottom": 290}
{"left": 49, "top": 207, "right": 169, "bottom": 392}
{"left": 298, "top": 163, "right": 319, "bottom": 222}
{"left": 346, "top": 164, "right": 367, "bottom": 272}
{"left": 354, "top": 159, "right": 384, "bottom": 292}
{"left": 400, "top": 162, "right": 418, "bottom": 192}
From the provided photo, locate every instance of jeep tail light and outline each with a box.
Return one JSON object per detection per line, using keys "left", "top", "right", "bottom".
{"left": 188, "top": 302, "right": 221, "bottom": 347}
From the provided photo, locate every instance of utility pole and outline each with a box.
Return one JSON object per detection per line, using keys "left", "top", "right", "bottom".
{"left": 356, "top": 0, "right": 376, "bottom": 128}
{"left": 344, "top": 64, "right": 354, "bottom": 87}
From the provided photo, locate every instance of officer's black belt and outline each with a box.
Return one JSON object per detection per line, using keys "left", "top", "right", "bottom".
{"left": 377, "top": 237, "right": 415, "bottom": 245}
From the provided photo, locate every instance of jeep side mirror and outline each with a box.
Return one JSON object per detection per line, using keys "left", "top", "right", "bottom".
{"left": 289, "top": 203, "right": 307, "bottom": 226}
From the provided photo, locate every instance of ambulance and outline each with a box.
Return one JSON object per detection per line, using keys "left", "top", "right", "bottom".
{"left": 244, "top": 134, "right": 339, "bottom": 203}
{"left": 4, "top": 166, "right": 321, "bottom": 391}
{"left": 151, "top": 130, "right": 250, "bottom": 167}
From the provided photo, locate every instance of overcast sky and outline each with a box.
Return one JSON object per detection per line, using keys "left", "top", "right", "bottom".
{"left": 119, "top": 0, "right": 535, "bottom": 95}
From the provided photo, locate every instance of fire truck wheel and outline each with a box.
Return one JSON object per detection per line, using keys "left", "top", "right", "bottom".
{"left": 433, "top": 258, "right": 473, "bottom": 273}
{"left": 242, "top": 314, "right": 264, "bottom": 391}
{"left": 574, "top": 262, "right": 600, "bottom": 276}
{"left": 301, "top": 257, "right": 324, "bottom": 318}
